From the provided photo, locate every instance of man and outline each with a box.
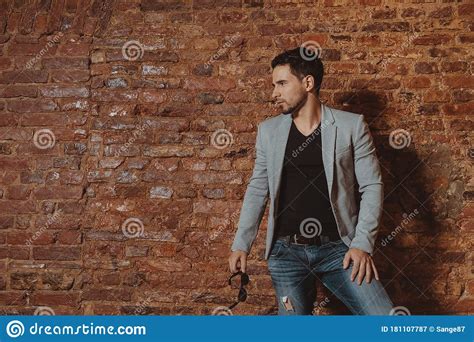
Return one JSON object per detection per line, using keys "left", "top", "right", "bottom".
{"left": 228, "top": 47, "right": 394, "bottom": 315}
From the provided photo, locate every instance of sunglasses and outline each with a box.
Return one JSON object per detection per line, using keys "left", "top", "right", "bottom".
{"left": 228, "top": 271, "right": 250, "bottom": 310}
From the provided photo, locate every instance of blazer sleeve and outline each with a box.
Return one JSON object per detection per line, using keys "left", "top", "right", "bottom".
{"left": 230, "top": 123, "right": 270, "bottom": 253}
{"left": 349, "top": 114, "right": 384, "bottom": 255}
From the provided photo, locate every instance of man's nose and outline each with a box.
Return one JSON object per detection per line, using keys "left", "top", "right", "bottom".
{"left": 271, "top": 89, "right": 280, "bottom": 101}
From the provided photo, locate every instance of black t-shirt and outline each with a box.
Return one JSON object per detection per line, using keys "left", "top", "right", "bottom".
{"left": 274, "top": 120, "right": 341, "bottom": 241}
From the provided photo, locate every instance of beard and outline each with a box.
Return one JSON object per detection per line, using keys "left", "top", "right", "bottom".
{"left": 281, "top": 94, "right": 308, "bottom": 115}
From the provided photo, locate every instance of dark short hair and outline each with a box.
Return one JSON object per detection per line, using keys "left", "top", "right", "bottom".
{"left": 271, "top": 47, "right": 324, "bottom": 95}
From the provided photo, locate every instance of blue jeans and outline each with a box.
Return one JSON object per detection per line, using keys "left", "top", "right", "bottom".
{"left": 267, "top": 238, "right": 394, "bottom": 315}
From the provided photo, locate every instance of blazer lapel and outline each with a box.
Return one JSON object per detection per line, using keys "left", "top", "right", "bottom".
{"left": 321, "top": 104, "right": 336, "bottom": 197}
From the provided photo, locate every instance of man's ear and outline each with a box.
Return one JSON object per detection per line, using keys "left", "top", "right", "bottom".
{"left": 303, "top": 75, "right": 315, "bottom": 92}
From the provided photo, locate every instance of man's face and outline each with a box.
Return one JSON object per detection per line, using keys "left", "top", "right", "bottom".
{"left": 271, "top": 64, "right": 308, "bottom": 115}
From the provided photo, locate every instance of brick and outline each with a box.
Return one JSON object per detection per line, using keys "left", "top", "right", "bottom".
{"left": 0, "top": 246, "right": 30, "bottom": 259}
{"left": 141, "top": 0, "right": 189, "bottom": 11}
{"left": 458, "top": 4, "right": 474, "bottom": 17}
{"left": 31, "top": 292, "right": 80, "bottom": 306}
{"left": 50, "top": 69, "right": 90, "bottom": 82}
{"left": 0, "top": 70, "right": 48, "bottom": 83}
{"left": 362, "top": 22, "right": 409, "bottom": 32}
{"left": 58, "top": 43, "right": 90, "bottom": 56}
{"left": 7, "top": 99, "right": 58, "bottom": 112}
{"left": 39, "top": 85, "right": 89, "bottom": 98}
{"left": 139, "top": 90, "right": 166, "bottom": 103}
{"left": 82, "top": 288, "right": 132, "bottom": 301}
{"left": 183, "top": 78, "right": 236, "bottom": 91}
{"left": 33, "top": 186, "right": 84, "bottom": 200}
{"left": 125, "top": 245, "right": 149, "bottom": 257}
{"left": 5, "top": 185, "right": 31, "bottom": 200}
{"left": 0, "top": 157, "right": 31, "bottom": 169}
{"left": 33, "top": 246, "right": 81, "bottom": 260}
{"left": 414, "top": 62, "right": 439, "bottom": 74}
{"left": 42, "top": 57, "right": 89, "bottom": 69}
{"left": 2, "top": 85, "right": 38, "bottom": 97}
{"left": 150, "top": 186, "right": 173, "bottom": 199}
{"left": 412, "top": 34, "right": 452, "bottom": 45}
{"left": 440, "top": 61, "right": 468, "bottom": 73}
{"left": 444, "top": 76, "right": 474, "bottom": 89}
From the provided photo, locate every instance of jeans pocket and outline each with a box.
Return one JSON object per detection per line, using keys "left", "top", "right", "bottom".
{"left": 269, "top": 240, "right": 284, "bottom": 258}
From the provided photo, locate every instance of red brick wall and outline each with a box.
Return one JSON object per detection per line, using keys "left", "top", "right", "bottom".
{"left": 0, "top": 0, "right": 472, "bottom": 315}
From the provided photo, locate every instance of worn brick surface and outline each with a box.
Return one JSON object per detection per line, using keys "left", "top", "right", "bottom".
{"left": 0, "top": 0, "right": 472, "bottom": 316}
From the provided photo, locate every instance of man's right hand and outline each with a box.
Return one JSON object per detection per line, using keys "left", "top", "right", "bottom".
{"left": 228, "top": 250, "right": 248, "bottom": 273}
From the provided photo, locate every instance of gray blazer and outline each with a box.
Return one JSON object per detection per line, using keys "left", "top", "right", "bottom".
{"left": 230, "top": 103, "right": 384, "bottom": 260}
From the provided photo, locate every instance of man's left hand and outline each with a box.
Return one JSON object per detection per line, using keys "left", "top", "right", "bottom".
{"left": 343, "top": 248, "right": 380, "bottom": 285}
